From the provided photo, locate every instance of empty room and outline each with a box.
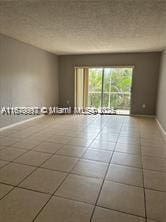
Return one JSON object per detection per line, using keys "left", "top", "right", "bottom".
{"left": 0, "top": 0, "right": 166, "bottom": 222}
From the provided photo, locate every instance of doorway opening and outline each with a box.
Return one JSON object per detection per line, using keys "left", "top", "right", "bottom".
{"left": 74, "top": 67, "right": 133, "bottom": 115}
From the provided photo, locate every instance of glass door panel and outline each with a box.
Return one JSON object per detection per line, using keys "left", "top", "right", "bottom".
{"left": 102, "top": 68, "right": 112, "bottom": 108}
{"left": 88, "top": 68, "right": 103, "bottom": 108}
{"left": 103, "top": 67, "right": 133, "bottom": 113}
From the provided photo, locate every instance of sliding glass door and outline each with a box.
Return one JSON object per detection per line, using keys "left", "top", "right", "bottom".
{"left": 75, "top": 67, "right": 133, "bottom": 114}
{"left": 103, "top": 67, "right": 133, "bottom": 114}
{"left": 88, "top": 68, "right": 103, "bottom": 108}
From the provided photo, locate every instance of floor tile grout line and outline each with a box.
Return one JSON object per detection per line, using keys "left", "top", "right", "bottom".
{"left": 53, "top": 192, "right": 146, "bottom": 220}
{"left": 0, "top": 115, "right": 161, "bottom": 221}
{"left": 102, "top": 158, "right": 143, "bottom": 169}
{"left": 89, "top": 117, "right": 125, "bottom": 222}
{"left": 52, "top": 194, "right": 95, "bottom": 206}
{"left": 21, "top": 143, "right": 166, "bottom": 169}
{"left": 0, "top": 115, "right": 69, "bottom": 151}
{"left": 0, "top": 137, "right": 69, "bottom": 202}
{"left": 10, "top": 140, "right": 64, "bottom": 152}
{"left": 31, "top": 117, "right": 109, "bottom": 216}
{"left": 139, "top": 120, "right": 148, "bottom": 221}
{"left": 31, "top": 154, "right": 89, "bottom": 219}
{"left": 6, "top": 138, "right": 68, "bottom": 167}
{"left": 0, "top": 145, "right": 39, "bottom": 171}
{"left": 103, "top": 178, "right": 144, "bottom": 189}
{"left": 3, "top": 148, "right": 162, "bottom": 168}
{"left": 0, "top": 177, "right": 150, "bottom": 220}
{"left": 0, "top": 116, "right": 51, "bottom": 146}
{"left": 96, "top": 204, "right": 146, "bottom": 219}
{"left": 0, "top": 160, "right": 10, "bottom": 170}
{"left": 0, "top": 131, "right": 58, "bottom": 164}
{"left": 0, "top": 130, "right": 65, "bottom": 163}
{"left": 0, "top": 183, "right": 15, "bottom": 201}
{"left": 31, "top": 117, "right": 107, "bottom": 221}
{"left": 0, "top": 145, "right": 13, "bottom": 152}
{"left": 0, "top": 120, "right": 114, "bottom": 176}
{"left": 3, "top": 151, "right": 166, "bottom": 192}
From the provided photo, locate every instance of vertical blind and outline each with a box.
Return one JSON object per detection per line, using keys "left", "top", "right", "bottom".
{"left": 74, "top": 67, "right": 88, "bottom": 108}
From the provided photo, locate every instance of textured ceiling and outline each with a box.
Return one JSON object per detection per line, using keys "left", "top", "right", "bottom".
{"left": 0, "top": 0, "right": 166, "bottom": 55}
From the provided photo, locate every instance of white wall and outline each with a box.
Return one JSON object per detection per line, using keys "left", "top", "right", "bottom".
{"left": 156, "top": 50, "right": 166, "bottom": 132}
{"left": 0, "top": 34, "right": 59, "bottom": 128}
{"left": 59, "top": 52, "right": 161, "bottom": 115}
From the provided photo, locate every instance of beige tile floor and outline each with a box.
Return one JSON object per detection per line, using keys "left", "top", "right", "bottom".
{"left": 0, "top": 115, "right": 165, "bottom": 221}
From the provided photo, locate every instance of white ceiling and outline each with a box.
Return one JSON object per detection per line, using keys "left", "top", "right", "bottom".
{"left": 0, "top": 0, "right": 166, "bottom": 55}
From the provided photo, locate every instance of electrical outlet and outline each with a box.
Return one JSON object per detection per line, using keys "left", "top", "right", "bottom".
{"left": 66, "top": 100, "right": 70, "bottom": 105}
{"left": 142, "top": 104, "right": 146, "bottom": 109}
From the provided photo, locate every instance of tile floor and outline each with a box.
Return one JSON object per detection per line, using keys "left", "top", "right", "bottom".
{"left": 0, "top": 115, "right": 166, "bottom": 221}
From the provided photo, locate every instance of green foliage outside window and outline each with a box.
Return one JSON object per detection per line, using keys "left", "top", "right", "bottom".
{"left": 88, "top": 67, "right": 132, "bottom": 109}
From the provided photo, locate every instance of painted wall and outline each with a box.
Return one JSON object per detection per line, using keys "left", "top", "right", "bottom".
{"left": 59, "top": 52, "right": 161, "bottom": 115}
{"left": 0, "top": 34, "right": 59, "bottom": 128}
{"left": 156, "top": 50, "right": 166, "bottom": 132}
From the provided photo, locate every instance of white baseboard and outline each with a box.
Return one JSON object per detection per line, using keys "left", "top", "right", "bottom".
{"left": 155, "top": 118, "right": 166, "bottom": 141}
{"left": 130, "top": 114, "right": 155, "bottom": 118}
{"left": 0, "top": 115, "right": 44, "bottom": 132}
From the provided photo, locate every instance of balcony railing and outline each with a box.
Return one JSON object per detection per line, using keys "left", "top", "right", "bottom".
{"left": 88, "top": 92, "right": 131, "bottom": 110}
